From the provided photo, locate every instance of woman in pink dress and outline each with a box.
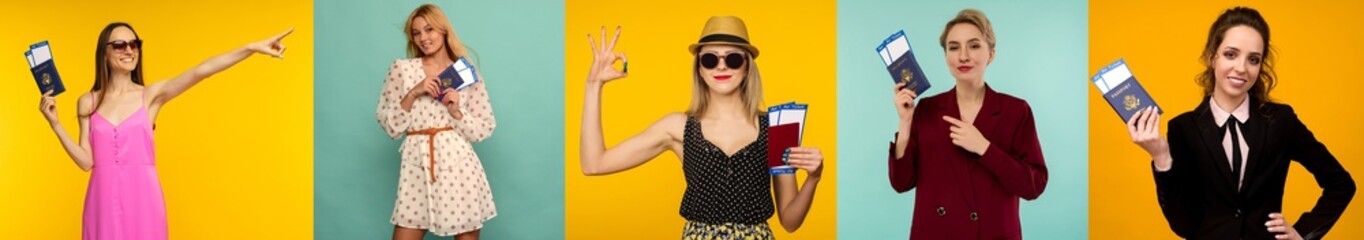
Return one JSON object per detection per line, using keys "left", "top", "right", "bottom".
{"left": 37, "top": 22, "right": 292, "bottom": 240}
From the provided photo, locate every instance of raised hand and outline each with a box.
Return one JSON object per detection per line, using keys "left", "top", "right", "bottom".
{"left": 586, "top": 26, "right": 627, "bottom": 84}
{"left": 892, "top": 82, "right": 918, "bottom": 127}
{"left": 247, "top": 28, "right": 293, "bottom": 59}
{"left": 1127, "top": 106, "right": 1172, "bottom": 168}
{"left": 39, "top": 90, "right": 58, "bottom": 124}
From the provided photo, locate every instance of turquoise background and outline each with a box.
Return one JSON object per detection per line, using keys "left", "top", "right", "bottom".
{"left": 313, "top": 0, "right": 564, "bottom": 239}
{"left": 836, "top": 0, "right": 1088, "bottom": 239}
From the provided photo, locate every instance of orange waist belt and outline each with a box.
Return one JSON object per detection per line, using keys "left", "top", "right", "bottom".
{"left": 407, "top": 126, "right": 454, "bottom": 183}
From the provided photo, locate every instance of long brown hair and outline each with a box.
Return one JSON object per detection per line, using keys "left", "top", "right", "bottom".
{"left": 403, "top": 4, "right": 470, "bottom": 60}
{"left": 1197, "top": 7, "right": 1276, "bottom": 104}
{"left": 89, "top": 22, "right": 146, "bottom": 115}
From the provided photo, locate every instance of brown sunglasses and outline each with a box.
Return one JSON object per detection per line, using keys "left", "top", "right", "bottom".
{"left": 107, "top": 39, "right": 142, "bottom": 51}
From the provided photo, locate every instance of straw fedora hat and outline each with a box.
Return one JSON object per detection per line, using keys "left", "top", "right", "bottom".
{"left": 688, "top": 16, "right": 760, "bottom": 58}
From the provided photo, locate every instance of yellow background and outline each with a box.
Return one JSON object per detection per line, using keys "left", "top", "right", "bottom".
{"left": 0, "top": 0, "right": 313, "bottom": 239}
{"left": 564, "top": 0, "right": 837, "bottom": 238}
{"left": 1089, "top": 0, "right": 1364, "bottom": 238}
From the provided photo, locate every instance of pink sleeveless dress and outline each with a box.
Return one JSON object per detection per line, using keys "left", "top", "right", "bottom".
{"left": 85, "top": 105, "right": 168, "bottom": 240}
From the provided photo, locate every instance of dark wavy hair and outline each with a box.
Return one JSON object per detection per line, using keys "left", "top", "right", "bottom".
{"left": 1196, "top": 7, "right": 1275, "bottom": 104}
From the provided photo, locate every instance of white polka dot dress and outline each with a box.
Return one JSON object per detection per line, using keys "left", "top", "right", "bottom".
{"left": 680, "top": 115, "right": 774, "bottom": 225}
{"left": 376, "top": 58, "right": 497, "bottom": 236}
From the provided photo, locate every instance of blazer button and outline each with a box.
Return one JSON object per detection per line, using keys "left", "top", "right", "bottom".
{"left": 970, "top": 212, "right": 979, "bottom": 221}
{"left": 936, "top": 207, "right": 946, "bottom": 217}
{"left": 1234, "top": 209, "right": 1241, "bottom": 218}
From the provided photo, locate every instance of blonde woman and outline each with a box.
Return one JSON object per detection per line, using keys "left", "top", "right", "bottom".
{"left": 887, "top": 9, "right": 1048, "bottom": 239}
{"left": 580, "top": 16, "right": 824, "bottom": 238}
{"left": 376, "top": 4, "right": 496, "bottom": 240}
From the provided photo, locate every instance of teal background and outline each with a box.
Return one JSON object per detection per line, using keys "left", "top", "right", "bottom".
{"left": 837, "top": 0, "right": 1088, "bottom": 239}
{"left": 313, "top": 0, "right": 564, "bottom": 239}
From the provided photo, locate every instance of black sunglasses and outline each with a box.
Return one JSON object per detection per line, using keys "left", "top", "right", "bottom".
{"left": 107, "top": 39, "right": 142, "bottom": 51}
{"left": 699, "top": 52, "right": 747, "bottom": 69}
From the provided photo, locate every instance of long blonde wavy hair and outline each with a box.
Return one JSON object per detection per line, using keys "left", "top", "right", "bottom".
{"left": 404, "top": 4, "right": 470, "bottom": 61}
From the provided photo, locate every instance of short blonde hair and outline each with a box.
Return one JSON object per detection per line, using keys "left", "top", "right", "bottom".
{"left": 939, "top": 9, "right": 996, "bottom": 50}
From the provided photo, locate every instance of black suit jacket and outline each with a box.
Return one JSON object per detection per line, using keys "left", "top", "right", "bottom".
{"left": 1155, "top": 97, "right": 1356, "bottom": 239}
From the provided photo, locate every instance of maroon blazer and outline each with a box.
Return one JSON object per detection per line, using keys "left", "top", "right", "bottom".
{"left": 889, "top": 85, "right": 1048, "bottom": 239}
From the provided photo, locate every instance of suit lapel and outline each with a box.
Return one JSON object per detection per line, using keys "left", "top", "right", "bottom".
{"left": 974, "top": 85, "right": 1003, "bottom": 152}
{"left": 1240, "top": 99, "right": 1271, "bottom": 199}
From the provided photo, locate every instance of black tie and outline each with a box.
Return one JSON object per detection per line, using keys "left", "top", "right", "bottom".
{"left": 1227, "top": 116, "right": 1242, "bottom": 191}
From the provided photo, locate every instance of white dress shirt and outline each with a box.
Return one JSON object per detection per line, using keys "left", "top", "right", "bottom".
{"left": 1209, "top": 96, "right": 1251, "bottom": 190}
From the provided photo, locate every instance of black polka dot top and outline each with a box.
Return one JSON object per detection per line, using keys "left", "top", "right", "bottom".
{"left": 680, "top": 115, "right": 774, "bottom": 224}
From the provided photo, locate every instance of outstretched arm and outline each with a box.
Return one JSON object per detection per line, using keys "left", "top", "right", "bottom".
{"left": 148, "top": 28, "right": 293, "bottom": 107}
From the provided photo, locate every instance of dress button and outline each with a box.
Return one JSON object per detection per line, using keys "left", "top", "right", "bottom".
{"left": 1234, "top": 209, "right": 1241, "bottom": 218}
{"left": 936, "top": 207, "right": 946, "bottom": 216}
{"left": 970, "top": 212, "right": 979, "bottom": 221}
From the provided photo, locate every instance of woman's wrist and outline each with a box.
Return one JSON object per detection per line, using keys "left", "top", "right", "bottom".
{"left": 234, "top": 46, "right": 258, "bottom": 60}
{"left": 806, "top": 173, "right": 822, "bottom": 182}
{"left": 585, "top": 81, "right": 606, "bottom": 101}
{"left": 586, "top": 79, "right": 605, "bottom": 91}
{"left": 1152, "top": 151, "right": 1173, "bottom": 171}
{"left": 451, "top": 107, "right": 464, "bottom": 120}
{"left": 400, "top": 93, "right": 417, "bottom": 112}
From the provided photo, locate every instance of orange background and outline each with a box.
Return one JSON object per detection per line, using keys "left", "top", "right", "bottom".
{"left": 563, "top": 0, "right": 838, "bottom": 238}
{"left": 1089, "top": 0, "right": 1364, "bottom": 238}
{"left": 0, "top": 0, "right": 313, "bottom": 239}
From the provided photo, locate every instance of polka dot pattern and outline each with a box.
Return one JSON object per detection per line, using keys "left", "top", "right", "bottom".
{"left": 679, "top": 115, "right": 774, "bottom": 225}
{"left": 376, "top": 59, "right": 497, "bottom": 236}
